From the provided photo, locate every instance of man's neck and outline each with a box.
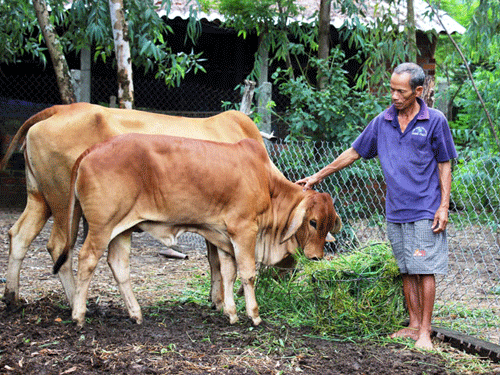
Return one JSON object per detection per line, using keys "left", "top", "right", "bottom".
{"left": 397, "top": 99, "right": 420, "bottom": 132}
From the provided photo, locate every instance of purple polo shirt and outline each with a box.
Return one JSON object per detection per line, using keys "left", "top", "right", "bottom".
{"left": 352, "top": 97, "right": 457, "bottom": 223}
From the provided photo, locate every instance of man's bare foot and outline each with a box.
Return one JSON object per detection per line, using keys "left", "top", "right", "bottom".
{"left": 390, "top": 328, "right": 419, "bottom": 341}
{"left": 415, "top": 332, "right": 434, "bottom": 350}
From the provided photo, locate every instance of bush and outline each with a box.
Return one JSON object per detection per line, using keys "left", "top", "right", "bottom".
{"left": 272, "top": 48, "right": 384, "bottom": 144}
{"left": 449, "top": 63, "right": 500, "bottom": 151}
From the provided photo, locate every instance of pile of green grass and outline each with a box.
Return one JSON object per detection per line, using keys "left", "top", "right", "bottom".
{"left": 256, "top": 242, "right": 406, "bottom": 340}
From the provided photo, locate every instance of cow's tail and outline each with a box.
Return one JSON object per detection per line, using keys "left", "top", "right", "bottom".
{"left": 53, "top": 147, "right": 93, "bottom": 275}
{"left": 0, "top": 106, "right": 60, "bottom": 171}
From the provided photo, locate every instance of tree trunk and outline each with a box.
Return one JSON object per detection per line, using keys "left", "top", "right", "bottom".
{"left": 240, "top": 80, "right": 256, "bottom": 115}
{"left": 422, "top": 75, "right": 435, "bottom": 108}
{"left": 32, "top": 0, "right": 76, "bottom": 104}
{"left": 257, "top": 33, "right": 272, "bottom": 138}
{"left": 317, "top": 0, "right": 331, "bottom": 90}
{"left": 257, "top": 33, "right": 269, "bottom": 88}
{"left": 406, "top": 0, "right": 417, "bottom": 62}
{"left": 257, "top": 82, "right": 272, "bottom": 140}
{"left": 109, "top": 0, "right": 134, "bottom": 109}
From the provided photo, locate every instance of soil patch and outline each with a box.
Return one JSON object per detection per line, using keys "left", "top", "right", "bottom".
{"left": 0, "top": 207, "right": 492, "bottom": 374}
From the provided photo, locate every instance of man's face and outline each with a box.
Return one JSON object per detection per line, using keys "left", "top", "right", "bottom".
{"left": 390, "top": 72, "right": 422, "bottom": 111}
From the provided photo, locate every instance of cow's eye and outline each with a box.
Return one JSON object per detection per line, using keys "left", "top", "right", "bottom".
{"left": 309, "top": 220, "right": 317, "bottom": 229}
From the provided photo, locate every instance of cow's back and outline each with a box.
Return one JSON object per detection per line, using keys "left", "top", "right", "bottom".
{"left": 24, "top": 103, "right": 266, "bottom": 206}
{"left": 26, "top": 103, "right": 265, "bottom": 164}
{"left": 102, "top": 107, "right": 265, "bottom": 145}
{"left": 76, "top": 135, "right": 272, "bottom": 235}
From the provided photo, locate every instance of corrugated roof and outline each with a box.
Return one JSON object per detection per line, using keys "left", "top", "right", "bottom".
{"left": 158, "top": 0, "right": 465, "bottom": 35}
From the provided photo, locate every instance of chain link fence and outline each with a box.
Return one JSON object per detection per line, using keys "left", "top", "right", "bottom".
{"left": 0, "top": 72, "right": 61, "bottom": 105}
{"left": 0, "top": 67, "right": 498, "bottom": 346}
{"left": 0, "top": 69, "right": 289, "bottom": 114}
{"left": 268, "top": 140, "right": 500, "bottom": 345}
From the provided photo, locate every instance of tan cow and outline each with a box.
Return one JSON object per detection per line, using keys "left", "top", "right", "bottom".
{"left": 53, "top": 134, "right": 341, "bottom": 328}
{"left": 1, "top": 103, "right": 271, "bottom": 309}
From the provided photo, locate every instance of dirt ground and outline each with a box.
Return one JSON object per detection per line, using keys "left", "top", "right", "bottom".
{"left": 0, "top": 207, "right": 496, "bottom": 375}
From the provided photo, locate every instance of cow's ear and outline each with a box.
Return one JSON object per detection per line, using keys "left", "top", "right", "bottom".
{"left": 332, "top": 214, "right": 342, "bottom": 234}
{"left": 280, "top": 199, "right": 307, "bottom": 244}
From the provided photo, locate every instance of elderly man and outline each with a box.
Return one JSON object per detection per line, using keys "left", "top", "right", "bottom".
{"left": 297, "top": 62, "right": 457, "bottom": 350}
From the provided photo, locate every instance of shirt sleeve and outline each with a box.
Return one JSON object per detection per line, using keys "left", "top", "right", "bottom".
{"left": 352, "top": 115, "right": 380, "bottom": 160}
{"left": 431, "top": 111, "right": 458, "bottom": 162}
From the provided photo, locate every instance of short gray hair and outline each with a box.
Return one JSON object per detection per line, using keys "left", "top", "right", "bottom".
{"left": 393, "top": 63, "right": 425, "bottom": 91}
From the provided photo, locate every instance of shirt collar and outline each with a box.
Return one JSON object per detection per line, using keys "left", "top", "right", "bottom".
{"left": 384, "top": 97, "right": 429, "bottom": 125}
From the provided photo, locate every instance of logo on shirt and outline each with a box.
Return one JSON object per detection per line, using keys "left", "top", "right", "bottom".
{"left": 413, "top": 249, "right": 426, "bottom": 257}
{"left": 412, "top": 126, "right": 427, "bottom": 137}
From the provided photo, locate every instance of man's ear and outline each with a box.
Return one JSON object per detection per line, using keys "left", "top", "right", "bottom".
{"left": 415, "top": 85, "right": 424, "bottom": 97}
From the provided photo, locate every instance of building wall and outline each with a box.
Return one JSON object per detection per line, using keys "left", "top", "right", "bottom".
{"left": 416, "top": 31, "right": 438, "bottom": 107}
{"left": 416, "top": 31, "right": 437, "bottom": 77}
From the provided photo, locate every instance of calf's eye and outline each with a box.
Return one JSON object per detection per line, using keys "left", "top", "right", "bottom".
{"left": 309, "top": 220, "right": 317, "bottom": 229}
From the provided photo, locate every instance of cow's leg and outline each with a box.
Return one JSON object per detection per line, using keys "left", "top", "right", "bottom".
{"left": 72, "top": 235, "right": 108, "bottom": 328}
{"left": 217, "top": 249, "right": 238, "bottom": 324}
{"left": 4, "top": 193, "right": 50, "bottom": 308}
{"left": 232, "top": 234, "right": 261, "bottom": 326}
{"left": 46, "top": 208, "right": 81, "bottom": 307}
{"left": 206, "top": 240, "right": 224, "bottom": 311}
{"left": 107, "top": 230, "right": 142, "bottom": 324}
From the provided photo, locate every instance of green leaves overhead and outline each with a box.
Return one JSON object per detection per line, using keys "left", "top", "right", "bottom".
{"left": 0, "top": 1, "right": 46, "bottom": 65}
{"left": 432, "top": 0, "right": 500, "bottom": 152}
{"left": 218, "top": 0, "right": 302, "bottom": 33}
{"left": 217, "top": 0, "right": 313, "bottom": 82}
{"left": 0, "top": 0, "right": 205, "bottom": 87}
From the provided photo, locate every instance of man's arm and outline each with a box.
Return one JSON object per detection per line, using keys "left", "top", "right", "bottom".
{"left": 296, "top": 147, "right": 361, "bottom": 190}
{"left": 432, "top": 161, "right": 452, "bottom": 233}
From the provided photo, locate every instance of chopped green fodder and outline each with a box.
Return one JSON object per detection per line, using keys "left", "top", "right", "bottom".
{"left": 255, "top": 242, "right": 406, "bottom": 340}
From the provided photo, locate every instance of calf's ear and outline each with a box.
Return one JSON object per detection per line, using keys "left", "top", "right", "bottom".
{"left": 332, "top": 214, "right": 342, "bottom": 234}
{"left": 280, "top": 199, "right": 307, "bottom": 244}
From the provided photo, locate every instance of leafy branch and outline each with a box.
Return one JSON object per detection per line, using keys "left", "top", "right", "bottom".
{"left": 429, "top": 1, "right": 500, "bottom": 152}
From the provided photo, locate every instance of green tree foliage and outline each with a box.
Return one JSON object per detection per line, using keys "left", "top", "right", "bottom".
{"left": 335, "top": 0, "right": 413, "bottom": 94}
{"left": 430, "top": 0, "right": 500, "bottom": 223}
{"left": 0, "top": 1, "right": 47, "bottom": 65}
{"left": 270, "top": 0, "right": 417, "bottom": 143}
{"left": 451, "top": 63, "right": 500, "bottom": 151}
{"left": 437, "top": 0, "right": 477, "bottom": 27}
{"left": 433, "top": 0, "right": 499, "bottom": 152}
{"left": 273, "top": 49, "right": 384, "bottom": 143}
{"left": 463, "top": 0, "right": 500, "bottom": 65}
{"left": 0, "top": 0, "right": 205, "bottom": 87}
{"left": 69, "top": 0, "right": 206, "bottom": 87}
{"left": 217, "top": 0, "right": 316, "bottom": 81}
{"left": 434, "top": 1, "right": 476, "bottom": 71}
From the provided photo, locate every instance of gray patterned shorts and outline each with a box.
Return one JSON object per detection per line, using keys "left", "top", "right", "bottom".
{"left": 386, "top": 219, "right": 448, "bottom": 275}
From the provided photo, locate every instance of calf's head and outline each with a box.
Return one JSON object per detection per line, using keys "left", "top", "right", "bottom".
{"left": 281, "top": 191, "right": 341, "bottom": 259}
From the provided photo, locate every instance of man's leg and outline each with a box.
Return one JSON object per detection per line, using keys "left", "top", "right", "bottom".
{"left": 415, "top": 274, "right": 436, "bottom": 350}
{"left": 390, "top": 274, "right": 420, "bottom": 340}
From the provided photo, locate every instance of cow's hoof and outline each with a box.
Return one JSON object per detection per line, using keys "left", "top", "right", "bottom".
{"left": 211, "top": 301, "right": 224, "bottom": 312}
{"left": 251, "top": 316, "right": 262, "bottom": 326}
{"left": 229, "top": 315, "right": 239, "bottom": 325}
{"left": 2, "top": 292, "right": 23, "bottom": 311}
{"left": 72, "top": 314, "right": 86, "bottom": 329}
{"left": 131, "top": 315, "right": 143, "bottom": 325}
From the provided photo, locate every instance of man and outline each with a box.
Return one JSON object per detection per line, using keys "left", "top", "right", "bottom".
{"left": 297, "top": 63, "right": 457, "bottom": 350}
